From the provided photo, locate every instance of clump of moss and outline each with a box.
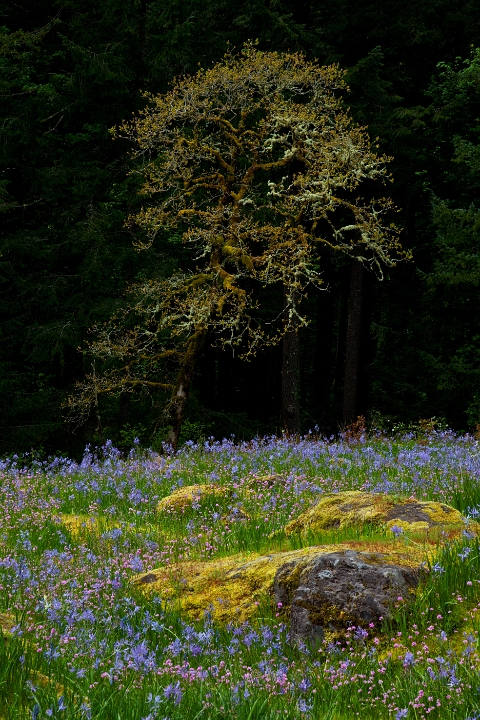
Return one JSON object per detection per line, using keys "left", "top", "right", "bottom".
{"left": 61, "top": 514, "right": 100, "bottom": 538}
{"left": 0, "top": 611, "right": 15, "bottom": 636}
{"left": 157, "top": 484, "right": 230, "bottom": 515}
{"left": 60, "top": 514, "right": 122, "bottom": 539}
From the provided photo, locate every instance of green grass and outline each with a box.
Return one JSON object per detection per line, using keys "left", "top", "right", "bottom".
{"left": 1, "top": 433, "right": 480, "bottom": 719}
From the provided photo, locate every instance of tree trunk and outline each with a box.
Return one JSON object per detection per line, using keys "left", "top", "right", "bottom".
{"left": 314, "top": 276, "right": 334, "bottom": 430}
{"left": 118, "top": 391, "right": 131, "bottom": 432}
{"left": 343, "top": 260, "right": 364, "bottom": 426}
{"left": 281, "top": 288, "right": 301, "bottom": 435}
{"left": 166, "top": 328, "right": 206, "bottom": 450}
{"left": 91, "top": 363, "right": 105, "bottom": 445}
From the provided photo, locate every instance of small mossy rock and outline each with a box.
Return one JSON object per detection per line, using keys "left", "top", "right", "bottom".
{"left": 284, "top": 491, "right": 466, "bottom": 535}
{"left": 0, "top": 611, "right": 15, "bottom": 636}
{"left": 61, "top": 514, "right": 100, "bottom": 538}
{"left": 157, "top": 484, "right": 230, "bottom": 514}
{"left": 61, "top": 514, "right": 123, "bottom": 539}
{"left": 223, "top": 506, "right": 251, "bottom": 523}
{"left": 384, "top": 501, "right": 465, "bottom": 533}
{"left": 273, "top": 549, "right": 423, "bottom": 647}
{"left": 246, "top": 474, "right": 281, "bottom": 488}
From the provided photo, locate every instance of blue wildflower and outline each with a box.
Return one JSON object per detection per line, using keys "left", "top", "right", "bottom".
{"left": 163, "top": 682, "right": 182, "bottom": 705}
{"left": 355, "top": 627, "right": 368, "bottom": 641}
{"left": 297, "top": 698, "right": 314, "bottom": 714}
{"left": 298, "top": 676, "right": 312, "bottom": 692}
{"left": 403, "top": 651, "right": 415, "bottom": 666}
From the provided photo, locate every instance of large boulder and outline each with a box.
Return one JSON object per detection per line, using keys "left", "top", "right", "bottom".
{"left": 134, "top": 542, "right": 424, "bottom": 639}
{"left": 284, "top": 490, "right": 466, "bottom": 535}
{"left": 273, "top": 549, "right": 422, "bottom": 646}
{"left": 134, "top": 546, "right": 332, "bottom": 623}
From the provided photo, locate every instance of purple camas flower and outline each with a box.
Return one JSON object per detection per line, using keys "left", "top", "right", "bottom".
{"left": 298, "top": 698, "right": 314, "bottom": 714}
{"left": 298, "top": 676, "right": 312, "bottom": 692}
{"left": 129, "top": 555, "right": 144, "bottom": 572}
{"left": 355, "top": 627, "right": 368, "bottom": 641}
{"left": 403, "top": 651, "right": 415, "bottom": 666}
{"left": 390, "top": 524, "right": 403, "bottom": 537}
{"left": 163, "top": 681, "right": 183, "bottom": 705}
{"left": 395, "top": 710, "right": 408, "bottom": 720}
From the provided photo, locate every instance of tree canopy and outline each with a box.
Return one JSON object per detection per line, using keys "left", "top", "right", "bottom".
{"left": 68, "top": 46, "right": 406, "bottom": 447}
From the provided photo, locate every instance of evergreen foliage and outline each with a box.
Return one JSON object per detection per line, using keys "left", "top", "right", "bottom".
{"left": 0, "top": 0, "right": 479, "bottom": 452}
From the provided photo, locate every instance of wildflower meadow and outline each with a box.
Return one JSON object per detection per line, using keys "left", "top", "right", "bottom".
{"left": 1, "top": 431, "right": 480, "bottom": 720}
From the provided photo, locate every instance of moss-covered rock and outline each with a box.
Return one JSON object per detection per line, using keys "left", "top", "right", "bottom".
{"left": 134, "top": 546, "right": 349, "bottom": 623}
{"left": 284, "top": 491, "right": 466, "bottom": 535}
{"left": 156, "top": 484, "right": 230, "bottom": 515}
{"left": 384, "top": 500, "right": 465, "bottom": 532}
{"left": 61, "top": 514, "right": 99, "bottom": 538}
{"left": 274, "top": 549, "right": 424, "bottom": 646}
{"left": 61, "top": 514, "right": 124, "bottom": 540}
{"left": 0, "top": 611, "right": 15, "bottom": 636}
{"left": 134, "top": 541, "right": 424, "bottom": 627}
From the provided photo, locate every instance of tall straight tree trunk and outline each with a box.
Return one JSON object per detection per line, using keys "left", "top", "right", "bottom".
{"left": 118, "top": 391, "right": 131, "bottom": 433}
{"left": 343, "top": 260, "right": 364, "bottom": 426}
{"left": 314, "top": 273, "right": 334, "bottom": 429}
{"left": 281, "top": 288, "right": 301, "bottom": 435}
{"left": 166, "top": 328, "right": 206, "bottom": 450}
{"left": 91, "top": 362, "right": 105, "bottom": 445}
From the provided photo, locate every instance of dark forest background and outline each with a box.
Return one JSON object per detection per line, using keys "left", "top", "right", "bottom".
{"left": 1, "top": 0, "right": 480, "bottom": 455}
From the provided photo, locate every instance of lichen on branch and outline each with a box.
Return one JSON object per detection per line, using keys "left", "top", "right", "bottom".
{"left": 68, "top": 44, "right": 408, "bottom": 444}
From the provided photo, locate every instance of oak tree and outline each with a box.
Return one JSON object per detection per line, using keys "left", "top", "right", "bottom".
{"left": 70, "top": 44, "right": 405, "bottom": 448}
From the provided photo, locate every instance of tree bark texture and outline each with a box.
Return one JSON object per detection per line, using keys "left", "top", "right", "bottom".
{"left": 281, "top": 288, "right": 301, "bottom": 435}
{"left": 118, "top": 391, "right": 131, "bottom": 432}
{"left": 314, "top": 282, "right": 334, "bottom": 428}
{"left": 167, "top": 328, "right": 207, "bottom": 450}
{"left": 91, "top": 363, "right": 105, "bottom": 445}
{"left": 343, "top": 260, "right": 364, "bottom": 426}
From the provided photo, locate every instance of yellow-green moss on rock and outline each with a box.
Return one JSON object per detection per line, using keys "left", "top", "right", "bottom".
{"left": 0, "top": 611, "right": 15, "bottom": 636}
{"left": 284, "top": 490, "right": 466, "bottom": 535}
{"left": 156, "top": 484, "right": 230, "bottom": 515}
{"left": 133, "top": 542, "right": 425, "bottom": 625}
{"left": 61, "top": 514, "right": 125, "bottom": 540}
{"left": 134, "top": 546, "right": 338, "bottom": 623}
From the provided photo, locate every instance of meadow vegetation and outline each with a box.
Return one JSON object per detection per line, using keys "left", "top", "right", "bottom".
{"left": 1, "top": 430, "right": 480, "bottom": 719}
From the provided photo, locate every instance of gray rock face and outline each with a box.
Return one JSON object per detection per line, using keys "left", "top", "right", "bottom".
{"left": 273, "top": 550, "right": 422, "bottom": 646}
